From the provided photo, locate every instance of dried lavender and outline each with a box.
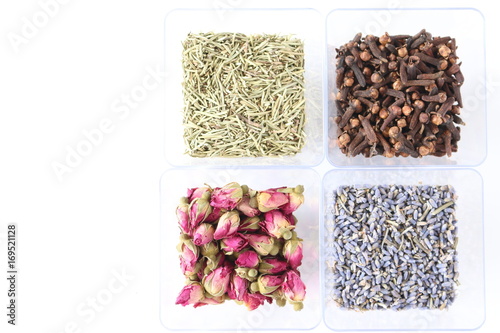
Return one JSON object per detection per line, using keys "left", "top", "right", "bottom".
{"left": 325, "top": 185, "right": 458, "bottom": 310}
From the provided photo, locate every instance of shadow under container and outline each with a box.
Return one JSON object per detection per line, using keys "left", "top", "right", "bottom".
{"left": 322, "top": 168, "right": 485, "bottom": 331}
{"left": 164, "top": 8, "right": 324, "bottom": 167}
{"left": 160, "top": 167, "right": 321, "bottom": 331}
{"left": 326, "top": 8, "right": 486, "bottom": 167}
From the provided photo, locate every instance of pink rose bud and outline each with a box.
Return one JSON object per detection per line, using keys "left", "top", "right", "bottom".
{"left": 175, "top": 282, "right": 205, "bottom": 306}
{"left": 235, "top": 250, "right": 260, "bottom": 268}
{"left": 204, "top": 206, "right": 223, "bottom": 223}
{"left": 237, "top": 195, "right": 260, "bottom": 217}
{"left": 239, "top": 216, "right": 261, "bottom": 232}
{"left": 280, "top": 185, "right": 305, "bottom": 215}
{"left": 210, "top": 182, "right": 243, "bottom": 210}
{"left": 282, "top": 238, "right": 303, "bottom": 269}
{"left": 193, "top": 223, "right": 215, "bottom": 246}
{"left": 256, "top": 188, "right": 289, "bottom": 212}
{"left": 189, "top": 192, "right": 213, "bottom": 229}
{"left": 179, "top": 241, "right": 199, "bottom": 277}
{"left": 243, "top": 292, "right": 272, "bottom": 311}
{"left": 176, "top": 197, "right": 190, "bottom": 234}
{"left": 187, "top": 186, "right": 212, "bottom": 202}
{"left": 220, "top": 234, "right": 248, "bottom": 254}
{"left": 258, "top": 274, "right": 285, "bottom": 295}
{"left": 213, "top": 210, "right": 240, "bottom": 240}
{"left": 200, "top": 241, "right": 219, "bottom": 257}
{"left": 193, "top": 295, "right": 225, "bottom": 308}
{"left": 227, "top": 274, "right": 249, "bottom": 301}
{"left": 203, "top": 263, "right": 232, "bottom": 297}
{"left": 205, "top": 251, "right": 225, "bottom": 272}
{"left": 282, "top": 270, "right": 306, "bottom": 303}
{"left": 246, "top": 234, "right": 275, "bottom": 256}
{"left": 261, "top": 210, "right": 294, "bottom": 239}
{"left": 258, "top": 258, "right": 288, "bottom": 274}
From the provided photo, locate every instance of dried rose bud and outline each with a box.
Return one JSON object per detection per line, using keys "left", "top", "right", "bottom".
{"left": 227, "top": 274, "right": 249, "bottom": 301}
{"left": 200, "top": 241, "right": 218, "bottom": 257}
{"left": 281, "top": 185, "right": 305, "bottom": 215}
{"left": 187, "top": 186, "right": 212, "bottom": 202}
{"left": 203, "top": 263, "right": 232, "bottom": 297}
{"left": 282, "top": 270, "right": 306, "bottom": 304}
{"left": 205, "top": 251, "right": 225, "bottom": 272}
{"left": 239, "top": 216, "right": 261, "bottom": 232}
{"left": 257, "top": 274, "right": 285, "bottom": 295}
{"left": 193, "top": 295, "right": 226, "bottom": 308}
{"left": 258, "top": 258, "right": 288, "bottom": 274}
{"left": 210, "top": 182, "right": 243, "bottom": 210}
{"left": 256, "top": 187, "right": 289, "bottom": 212}
{"left": 234, "top": 267, "right": 259, "bottom": 282}
{"left": 176, "top": 197, "right": 190, "bottom": 234}
{"left": 243, "top": 292, "right": 272, "bottom": 311}
{"left": 179, "top": 240, "right": 199, "bottom": 277}
{"left": 192, "top": 223, "right": 215, "bottom": 246}
{"left": 237, "top": 195, "right": 260, "bottom": 217}
{"left": 261, "top": 210, "right": 294, "bottom": 239}
{"left": 220, "top": 234, "right": 248, "bottom": 254}
{"left": 282, "top": 237, "right": 303, "bottom": 269}
{"left": 235, "top": 250, "right": 260, "bottom": 268}
{"left": 189, "top": 192, "right": 213, "bottom": 229}
{"left": 213, "top": 210, "right": 240, "bottom": 240}
{"left": 246, "top": 234, "right": 275, "bottom": 256}
{"left": 175, "top": 282, "right": 205, "bottom": 306}
{"left": 204, "top": 206, "right": 223, "bottom": 223}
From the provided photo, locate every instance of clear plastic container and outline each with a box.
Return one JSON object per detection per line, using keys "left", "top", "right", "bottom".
{"left": 164, "top": 8, "right": 324, "bottom": 167}
{"left": 326, "top": 8, "right": 487, "bottom": 167}
{"left": 322, "top": 168, "right": 485, "bottom": 331}
{"left": 160, "top": 167, "right": 321, "bottom": 331}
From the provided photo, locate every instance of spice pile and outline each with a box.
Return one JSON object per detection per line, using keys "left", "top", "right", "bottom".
{"left": 332, "top": 30, "right": 464, "bottom": 158}
{"left": 326, "top": 185, "right": 458, "bottom": 310}
{"left": 182, "top": 32, "right": 306, "bottom": 158}
{"left": 175, "top": 182, "right": 306, "bottom": 311}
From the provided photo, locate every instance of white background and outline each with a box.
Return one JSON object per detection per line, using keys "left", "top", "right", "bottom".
{"left": 0, "top": 1, "right": 499, "bottom": 333}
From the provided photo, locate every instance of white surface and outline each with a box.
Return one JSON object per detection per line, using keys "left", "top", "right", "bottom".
{"left": 0, "top": 1, "right": 498, "bottom": 333}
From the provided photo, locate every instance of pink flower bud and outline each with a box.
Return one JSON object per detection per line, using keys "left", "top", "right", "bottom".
{"left": 205, "top": 251, "right": 225, "bottom": 272}
{"left": 243, "top": 292, "right": 272, "bottom": 311}
{"left": 261, "top": 210, "right": 294, "bottom": 239}
{"left": 237, "top": 195, "right": 260, "bottom": 217}
{"left": 193, "top": 295, "right": 225, "bottom": 308}
{"left": 187, "top": 186, "right": 212, "bottom": 202}
{"left": 282, "top": 270, "right": 306, "bottom": 302}
{"left": 189, "top": 193, "right": 213, "bottom": 229}
{"left": 258, "top": 258, "right": 288, "bottom": 274}
{"left": 246, "top": 234, "right": 275, "bottom": 256}
{"left": 220, "top": 234, "right": 248, "bottom": 254}
{"left": 204, "top": 206, "right": 223, "bottom": 223}
{"left": 213, "top": 210, "right": 240, "bottom": 240}
{"left": 203, "top": 263, "right": 232, "bottom": 297}
{"left": 235, "top": 250, "right": 260, "bottom": 268}
{"left": 210, "top": 182, "right": 243, "bottom": 210}
{"left": 256, "top": 188, "right": 289, "bottom": 212}
{"left": 175, "top": 282, "right": 205, "bottom": 306}
{"left": 257, "top": 274, "right": 285, "bottom": 295}
{"left": 192, "top": 223, "right": 215, "bottom": 246}
{"left": 239, "top": 216, "right": 261, "bottom": 232}
{"left": 179, "top": 241, "right": 199, "bottom": 277}
{"left": 176, "top": 198, "right": 190, "bottom": 234}
{"left": 280, "top": 185, "right": 305, "bottom": 215}
{"left": 227, "top": 274, "right": 249, "bottom": 301}
{"left": 282, "top": 238, "right": 303, "bottom": 269}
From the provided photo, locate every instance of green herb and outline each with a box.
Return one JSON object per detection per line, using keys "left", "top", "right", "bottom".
{"left": 182, "top": 32, "right": 306, "bottom": 158}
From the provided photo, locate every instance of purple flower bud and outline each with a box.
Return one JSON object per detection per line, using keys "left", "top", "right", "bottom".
{"left": 237, "top": 195, "right": 260, "bottom": 217}
{"left": 176, "top": 197, "right": 190, "bottom": 234}
{"left": 258, "top": 258, "right": 288, "bottom": 274}
{"left": 189, "top": 192, "right": 213, "bottom": 229}
{"left": 261, "top": 210, "right": 294, "bottom": 239}
{"left": 243, "top": 292, "right": 272, "bottom": 311}
{"left": 220, "top": 234, "right": 248, "bottom": 254}
{"left": 282, "top": 238, "right": 303, "bottom": 269}
{"left": 210, "top": 182, "right": 243, "bottom": 210}
{"left": 282, "top": 270, "right": 306, "bottom": 302}
{"left": 203, "top": 262, "right": 232, "bottom": 297}
{"left": 246, "top": 234, "right": 275, "bottom": 256}
{"left": 235, "top": 250, "right": 260, "bottom": 268}
{"left": 227, "top": 274, "right": 249, "bottom": 301}
{"left": 256, "top": 188, "right": 289, "bottom": 212}
{"left": 213, "top": 210, "right": 240, "bottom": 240}
{"left": 257, "top": 274, "right": 285, "bottom": 295}
{"left": 280, "top": 185, "right": 305, "bottom": 215}
{"left": 175, "top": 282, "right": 205, "bottom": 306}
{"left": 192, "top": 223, "right": 215, "bottom": 246}
{"left": 187, "top": 186, "right": 212, "bottom": 202}
{"left": 239, "top": 216, "right": 261, "bottom": 232}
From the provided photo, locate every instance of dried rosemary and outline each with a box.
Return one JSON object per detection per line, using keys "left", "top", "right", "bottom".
{"left": 181, "top": 32, "right": 306, "bottom": 157}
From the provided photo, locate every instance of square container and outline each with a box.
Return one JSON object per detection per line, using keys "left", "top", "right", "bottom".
{"left": 326, "top": 8, "right": 486, "bottom": 167}
{"left": 322, "top": 168, "right": 485, "bottom": 331}
{"left": 160, "top": 167, "right": 321, "bottom": 331}
{"left": 164, "top": 8, "right": 324, "bottom": 167}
